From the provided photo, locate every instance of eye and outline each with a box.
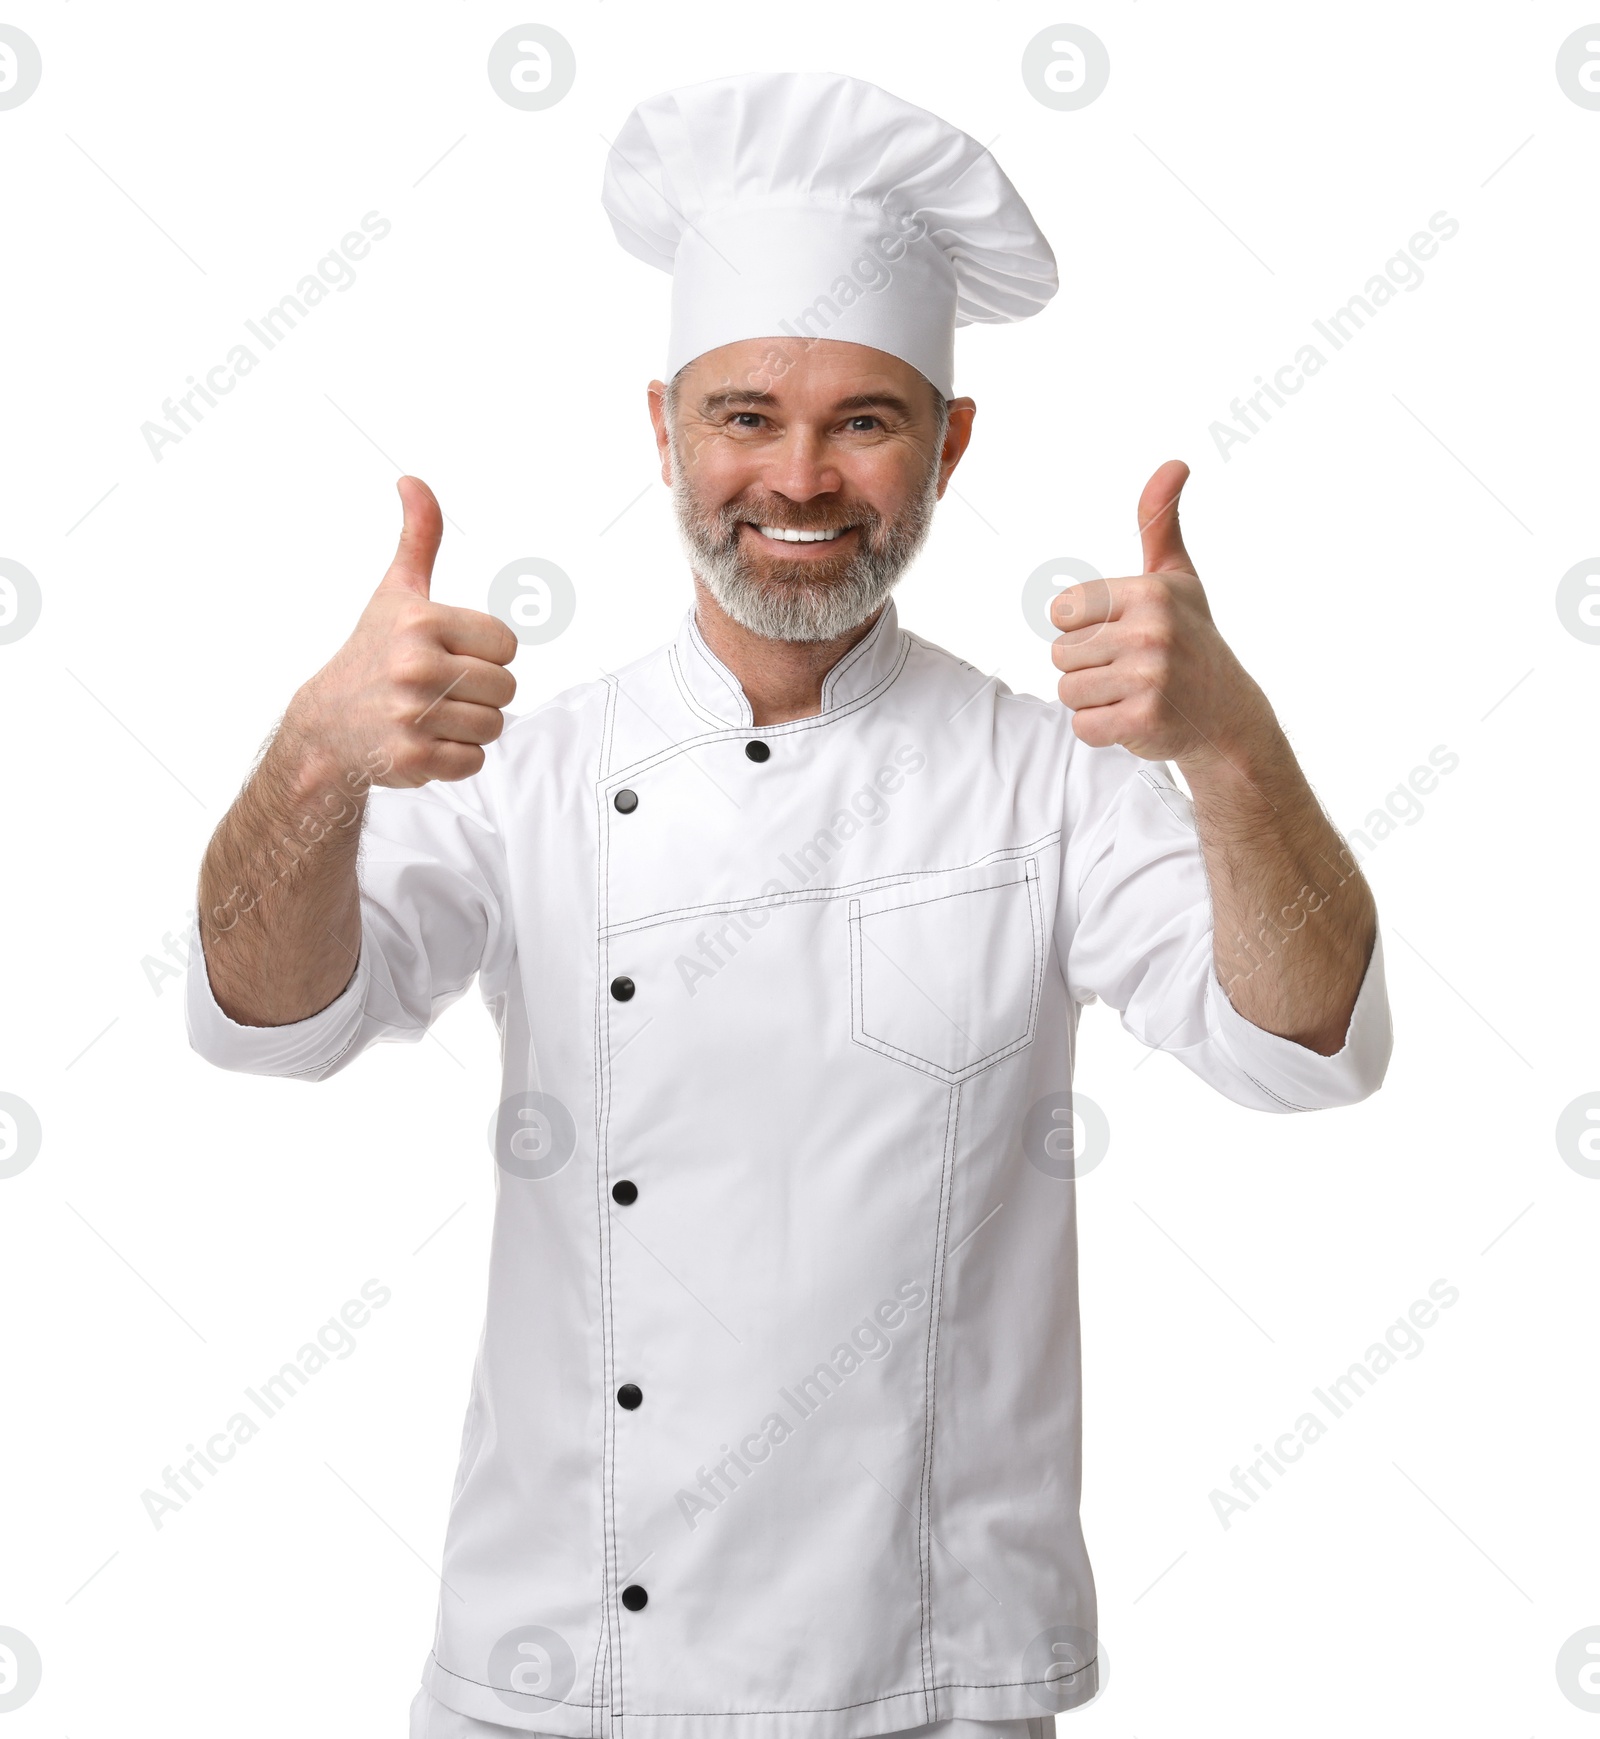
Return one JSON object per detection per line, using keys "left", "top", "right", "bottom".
{"left": 846, "top": 415, "right": 882, "bottom": 432}
{"left": 729, "top": 412, "right": 765, "bottom": 429}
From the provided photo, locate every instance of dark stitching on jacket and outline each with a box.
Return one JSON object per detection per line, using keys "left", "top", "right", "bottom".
{"left": 915, "top": 1083, "right": 959, "bottom": 1718}
{"left": 1023, "top": 863, "right": 1047, "bottom": 1041}
{"left": 599, "top": 675, "right": 619, "bottom": 779}
{"left": 602, "top": 634, "right": 912, "bottom": 784}
{"left": 428, "top": 1653, "right": 597, "bottom": 1707}
{"left": 430, "top": 1648, "right": 1101, "bottom": 1717}
{"left": 601, "top": 1662, "right": 1100, "bottom": 1716}
{"left": 847, "top": 862, "right": 1045, "bottom": 1084}
{"left": 853, "top": 869, "right": 1029, "bottom": 921}
{"left": 592, "top": 690, "right": 625, "bottom": 1720}
{"left": 819, "top": 606, "right": 891, "bottom": 707}
{"left": 591, "top": 1629, "right": 609, "bottom": 1739}
{"left": 668, "top": 646, "right": 739, "bottom": 730}
{"left": 1242, "top": 1067, "right": 1313, "bottom": 1112}
{"left": 595, "top": 680, "right": 617, "bottom": 1726}
{"left": 848, "top": 899, "right": 865, "bottom": 1065}
{"left": 601, "top": 833, "right": 1061, "bottom": 939}
{"left": 283, "top": 1026, "right": 359, "bottom": 1078}
{"left": 849, "top": 1023, "right": 1037, "bottom": 1086}
{"left": 685, "top": 616, "right": 756, "bottom": 724}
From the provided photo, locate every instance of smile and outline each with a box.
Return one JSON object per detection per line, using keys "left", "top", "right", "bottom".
{"left": 749, "top": 524, "right": 851, "bottom": 543}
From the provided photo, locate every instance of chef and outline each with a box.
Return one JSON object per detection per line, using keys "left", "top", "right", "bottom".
{"left": 187, "top": 70, "right": 1390, "bottom": 1739}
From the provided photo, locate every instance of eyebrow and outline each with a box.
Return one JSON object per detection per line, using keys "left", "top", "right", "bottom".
{"left": 833, "top": 392, "right": 917, "bottom": 419}
{"left": 695, "top": 389, "right": 919, "bottom": 420}
{"left": 697, "top": 390, "right": 778, "bottom": 414}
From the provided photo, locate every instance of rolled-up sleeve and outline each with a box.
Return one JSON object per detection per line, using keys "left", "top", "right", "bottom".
{"left": 1059, "top": 744, "right": 1391, "bottom": 1112}
{"left": 186, "top": 775, "right": 510, "bottom": 1082}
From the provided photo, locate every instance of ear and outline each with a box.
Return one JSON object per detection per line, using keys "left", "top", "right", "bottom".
{"left": 646, "top": 379, "right": 674, "bottom": 486}
{"left": 935, "top": 397, "right": 977, "bottom": 497}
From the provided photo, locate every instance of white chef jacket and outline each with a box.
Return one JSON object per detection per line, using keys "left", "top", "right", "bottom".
{"left": 407, "top": 1687, "right": 1054, "bottom": 1739}
{"left": 189, "top": 600, "right": 1391, "bottom": 1739}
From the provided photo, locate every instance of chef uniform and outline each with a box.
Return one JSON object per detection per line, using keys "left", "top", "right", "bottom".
{"left": 188, "top": 71, "right": 1391, "bottom": 1739}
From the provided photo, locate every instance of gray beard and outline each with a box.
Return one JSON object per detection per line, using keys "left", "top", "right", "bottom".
{"left": 670, "top": 449, "right": 941, "bottom": 644}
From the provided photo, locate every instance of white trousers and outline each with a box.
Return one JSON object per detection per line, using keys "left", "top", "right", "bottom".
{"left": 408, "top": 1688, "right": 1055, "bottom": 1739}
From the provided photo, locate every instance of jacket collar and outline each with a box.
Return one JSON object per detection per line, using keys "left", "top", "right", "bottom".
{"left": 673, "top": 599, "right": 906, "bottom": 727}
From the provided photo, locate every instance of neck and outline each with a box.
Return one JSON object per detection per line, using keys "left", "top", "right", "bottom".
{"left": 691, "top": 578, "right": 885, "bottom": 725}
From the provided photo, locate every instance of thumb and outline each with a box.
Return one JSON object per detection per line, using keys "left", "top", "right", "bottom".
{"left": 1137, "top": 459, "right": 1194, "bottom": 574}
{"left": 378, "top": 475, "right": 444, "bottom": 597}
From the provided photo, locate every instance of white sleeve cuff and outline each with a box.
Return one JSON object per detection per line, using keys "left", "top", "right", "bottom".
{"left": 184, "top": 914, "right": 369, "bottom": 1080}
{"left": 1203, "top": 925, "right": 1393, "bottom": 1111}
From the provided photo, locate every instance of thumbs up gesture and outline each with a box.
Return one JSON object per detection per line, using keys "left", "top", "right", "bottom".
{"left": 282, "top": 477, "right": 519, "bottom": 788}
{"left": 1050, "top": 461, "right": 1276, "bottom": 773}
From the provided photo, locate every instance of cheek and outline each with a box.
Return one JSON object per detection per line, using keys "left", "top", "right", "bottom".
{"left": 679, "top": 435, "right": 757, "bottom": 502}
{"left": 842, "top": 447, "right": 923, "bottom": 519}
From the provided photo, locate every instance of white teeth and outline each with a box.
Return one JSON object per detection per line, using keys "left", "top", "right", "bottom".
{"left": 755, "top": 524, "right": 845, "bottom": 543}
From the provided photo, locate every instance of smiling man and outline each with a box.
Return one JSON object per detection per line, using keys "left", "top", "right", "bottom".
{"left": 657, "top": 342, "right": 967, "bottom": 720}
{"left": 187, "top": 71, "right": 1390, "bottom": 1739}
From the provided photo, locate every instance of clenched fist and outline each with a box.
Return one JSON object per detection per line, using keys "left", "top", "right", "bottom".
{"left": 1050, "top": 460, "right": 1277, "bottom": 774}
{"left": 282, "top": 476, "right": 518, "bottom": 788}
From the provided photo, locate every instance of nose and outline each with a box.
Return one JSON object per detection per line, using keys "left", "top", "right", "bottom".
{"left": 761, "top": 425, "right": 842, "bottom": 504}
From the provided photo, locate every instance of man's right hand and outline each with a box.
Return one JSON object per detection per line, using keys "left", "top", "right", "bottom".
{"left": 196, "top": 476, "right": 519, "bottom": 1024}
{"left": 282, "top": 475, "right": 519, "bottom": 788}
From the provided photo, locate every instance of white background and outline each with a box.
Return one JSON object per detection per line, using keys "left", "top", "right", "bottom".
{"left": 1, "top": 3, "right": 1596, "bottom": 1734}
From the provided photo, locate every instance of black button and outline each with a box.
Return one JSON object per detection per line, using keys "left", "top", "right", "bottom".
{"left": 610, "top": 976, "right": 635, "bottom": 1002}
{"left": 614, "top": 788, "right": 638, "bottom": 814}
{"left": 612, "top": 1180, "right": 637, "bottom": 1205}
{"left": 621, "top": 1584, "right": 648, "bottom": 1612}
{"left": 616, "top": 1383, "right": 643, "bottom": 1410}
{"left": 745, "top": 740, "right": 771, "bottom": 763}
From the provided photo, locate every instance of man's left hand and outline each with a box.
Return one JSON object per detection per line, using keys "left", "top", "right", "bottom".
{"left": 1050, "top": 460, "right": 1279, "bottom": 776}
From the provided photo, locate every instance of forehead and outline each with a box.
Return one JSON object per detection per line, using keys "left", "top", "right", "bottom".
{"left": 677, "top": 337, "right": 933, "bottom": 411}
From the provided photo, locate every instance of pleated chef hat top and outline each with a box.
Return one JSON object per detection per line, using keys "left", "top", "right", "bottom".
{"left": 601, "top": 70, "right": 1058, "bottom": 398}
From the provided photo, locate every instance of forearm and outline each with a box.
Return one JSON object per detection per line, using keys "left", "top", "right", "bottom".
{"left": 190, "top": 476, "right": 515, "bottom": 1030}
{"left": 197, "top": 721, "right": 385, "bottom": 1026}
{"left": 1184, "top": 733, "right": 1376, "bottom": 1057}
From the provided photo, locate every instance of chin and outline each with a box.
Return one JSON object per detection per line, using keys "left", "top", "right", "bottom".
{"left": 715, "top": 571, "right": 892, "bottom": 644}
{"left": 750, "top": 554, "right": 855, "bottom": 587}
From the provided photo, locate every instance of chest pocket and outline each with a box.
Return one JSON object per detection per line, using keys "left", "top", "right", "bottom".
{"left": 848, "top": 857, "right": 1044, "bottom": 1085}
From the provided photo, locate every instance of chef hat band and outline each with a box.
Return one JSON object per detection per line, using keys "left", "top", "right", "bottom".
{"left": 602, "top": 71, "right": 1057, "bottom": 400}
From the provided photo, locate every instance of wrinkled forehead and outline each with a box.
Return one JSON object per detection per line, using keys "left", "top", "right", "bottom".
{"left": 672, "top": 338, "right": 941, "bottom": 418}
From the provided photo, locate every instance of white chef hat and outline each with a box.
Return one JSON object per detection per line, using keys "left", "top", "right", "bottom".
{"left": 601, "top": 70, "right": 1057, "bottom": 398}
